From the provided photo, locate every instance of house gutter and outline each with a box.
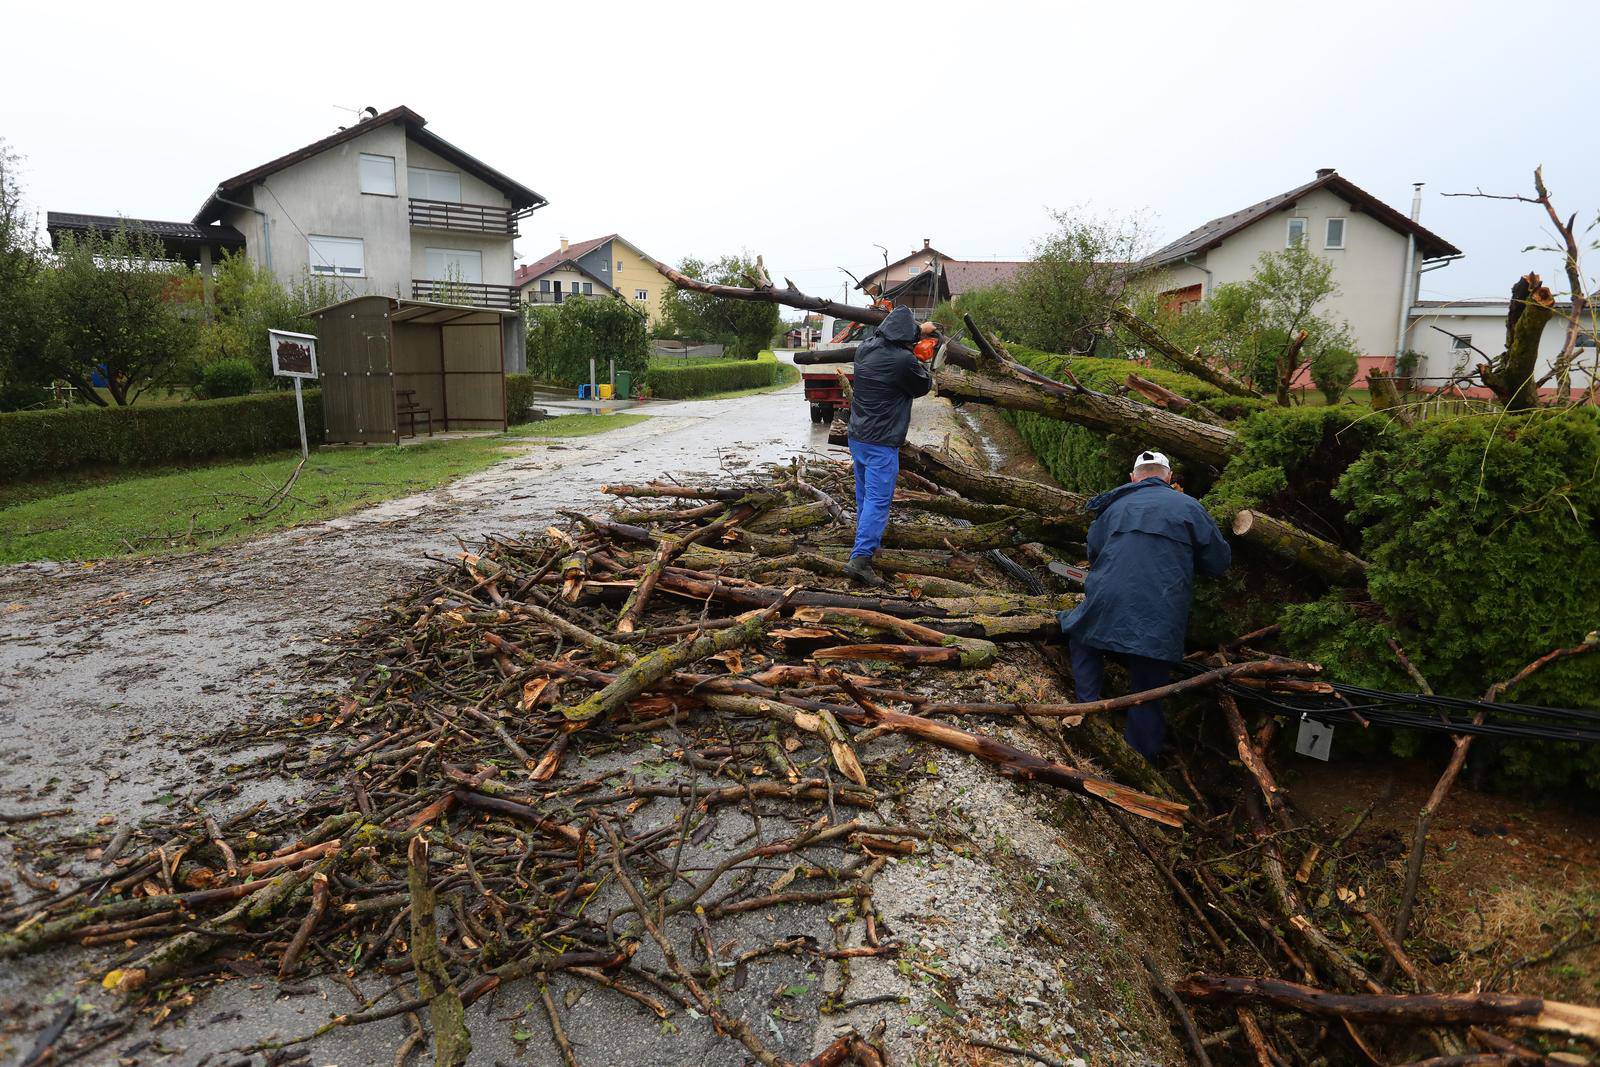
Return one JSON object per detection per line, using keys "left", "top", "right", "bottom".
{"left": 211, "top": 189, "right": 272, "bottom": 273}
{"left": 1180, "top": 254, "right": 1213, "bottom": 298}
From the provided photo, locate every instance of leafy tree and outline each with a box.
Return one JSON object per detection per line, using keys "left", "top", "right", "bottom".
{"left": 1246, "top": 244, "right": 1351, "bottom": 403}
{"left": 1005, "top": 209, "right": 1150, "bottom": 354}
{"left": 196, "top": 253, "right": 338, "bottom": 385}
{"left": 30, "top": 224, "right": 201, "bottom": 406}
{"left": 660, "top": 255, "right": 781, "bottom": 357}
{"left": 1309, "top": 344, "right": 1358, "bottom": 404}
{"left": 0, "top": 140, "right": 46, "bottom": 411}
{"left": 932, "top": 283, "right": 1026, "bottom": 341}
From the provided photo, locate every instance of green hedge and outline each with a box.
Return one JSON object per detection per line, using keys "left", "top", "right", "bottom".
{"left": 0, "top": 390, "right": 325, "bottom": 481}
{"left": 505, "top": 373, "right": 539, "bottom": 425}
{"left": 642, "top": 351, "right": 784, "bottom": 399}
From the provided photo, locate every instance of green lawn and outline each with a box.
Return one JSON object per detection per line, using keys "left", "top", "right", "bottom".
{"left": 0, "top": 413, "right": 647, "bottom": 564}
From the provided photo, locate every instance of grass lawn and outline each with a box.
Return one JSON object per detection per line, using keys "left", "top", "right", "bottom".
{"left": 0, "top": 413, "right": 647, "bottom": 565}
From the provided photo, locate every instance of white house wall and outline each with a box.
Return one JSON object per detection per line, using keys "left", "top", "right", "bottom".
{"left": 1407, "top": 308, "right": 1597, "bottom": 389}
{"left": 1188, "top": 187, "right": 1416, "bottom": 358}
{"left": 220, "top": 122, "right": 517, "bottom": 297}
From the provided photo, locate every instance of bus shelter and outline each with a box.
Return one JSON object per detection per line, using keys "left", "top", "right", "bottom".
{"left": 311, "top": 295, "right": 512, "bottom": 444}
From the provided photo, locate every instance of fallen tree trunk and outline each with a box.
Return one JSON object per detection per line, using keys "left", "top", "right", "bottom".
{"left": 1174, "top": 975, "right": 1600, "bottom": 1041}
{"left": 1232, "top": 509, "right": 1369, "bottom": 585}
{"left": 1109, "top": 306, "right": 1261, "bottom": 398}
{"left": 1126, "top": 373, "right": 1222, "bottom": 423}
{"left": 935, "top": 360, "right": 1239, "bottom": 467}
{"left": 898, "top": 444, "right": 1093, "bottom": 535}
{"left": 793, "top": 348, "right": 858, "bottom": 366}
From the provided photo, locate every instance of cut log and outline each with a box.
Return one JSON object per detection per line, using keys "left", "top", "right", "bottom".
{"left": 1231, "top": 509, "right": 1369, "bottom": 585}
{"left": 1109, "top": 306, "right": 1260, "bottom": 398}
{"left": 811, "top": 642, "right": 997, "bottom": 669}
{"left": 408, "top": 837, "right": 472, "bottom": 1067}
{"left": 793, "top": 347, "right": 858, "bottom": 366}
{"left": 1174, "top": 975, "right": 1600, "bottom": 1041}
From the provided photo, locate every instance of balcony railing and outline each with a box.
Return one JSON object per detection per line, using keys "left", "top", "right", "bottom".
{"left": 523, "top": 290, "right": 605, "bottom": 305}
{"left": 408, "top": 198, "right": 517, "bottom": 236}
{"left": 412, "top": 279, "right": 520, "bottom": 310}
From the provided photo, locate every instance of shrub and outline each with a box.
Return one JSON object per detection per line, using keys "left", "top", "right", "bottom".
{"left": 505, "top": 373, "right": 541, "bottom": 424}
{"left": 195, "top": 254, "right": 339, "bottom": 385}
{"left": 197, "top": 358, "right": 257, "bottom": 399}
{"left": 0, "top": 391, "right": 324, "bottom": 481}
{"left": 526, "top": 297, "right": 650, "bottom": 387}
{"left": 1310, "top": 345, "right": 1358, "bottom": 404}
{"left": 643, "top": 351, "right": 782, "bottom": 399}
{"left": 1283, "top": 406, "right": 1600, "bottom": 790}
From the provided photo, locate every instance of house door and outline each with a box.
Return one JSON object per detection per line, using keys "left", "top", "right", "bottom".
{"left": 552, "top": 280, "right": 563, "bottom": 303}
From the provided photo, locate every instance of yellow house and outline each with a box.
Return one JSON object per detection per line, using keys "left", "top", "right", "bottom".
{"left": 512, "top": 234, "right": 674, "bottom": 328}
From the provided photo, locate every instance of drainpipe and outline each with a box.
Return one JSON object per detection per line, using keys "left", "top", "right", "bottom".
{"left": 1179, "top": 254, "right": 1213, "bottom": 299}
{"left": 1393, "top": 182, "right": 1423, "bottom": 358}
{"left": 211, "top": 188, "right": 272, "bottom": 274}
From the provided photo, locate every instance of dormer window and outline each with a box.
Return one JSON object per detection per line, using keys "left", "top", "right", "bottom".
{"left": 1286, "top": 217, "right": 1308, "bottom": 248}
{"left": 1324, "top": 218, "right": 1346, "bottom": 249}
{"left": 408, "top": 166, "right": 461, "bottom": 202}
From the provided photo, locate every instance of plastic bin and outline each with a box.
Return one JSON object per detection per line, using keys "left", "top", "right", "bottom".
{"left": 597, "top": 383, "right": 615, "bottom": 399}
{"left": 615, "top": 371, "right": 632, "bottom": 399}
{"left": 577, "top": 384, "right": 594, "bottom": 399}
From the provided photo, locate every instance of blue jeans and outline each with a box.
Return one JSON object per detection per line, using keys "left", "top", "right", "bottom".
{"left": 848, "top": 438, "right": 899, "bottom": 560}
{"left": 1069, "top": 637, "right": 1172, "bottom": 761}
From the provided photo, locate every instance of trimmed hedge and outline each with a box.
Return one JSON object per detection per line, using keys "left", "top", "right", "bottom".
{"left": 642, "top": 351, "right": 784, "bottom": 400}
{"left": 506, "top": 373, "right": 540, "bottom": 425}
{"left": 0, "top": 390, "right": 325, "bottom": 481}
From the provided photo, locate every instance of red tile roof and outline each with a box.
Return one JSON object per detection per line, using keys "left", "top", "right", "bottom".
{"left": 514, "top": 235, "right": 618, "bottom": 288}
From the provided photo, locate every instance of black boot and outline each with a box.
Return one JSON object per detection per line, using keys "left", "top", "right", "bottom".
{"left": 843, "top": 555, "right": 885, "bottom": 588}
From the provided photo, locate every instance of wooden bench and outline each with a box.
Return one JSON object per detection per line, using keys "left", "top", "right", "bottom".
{"left": 396, "top": 389, "right": 433, "bottom": 438}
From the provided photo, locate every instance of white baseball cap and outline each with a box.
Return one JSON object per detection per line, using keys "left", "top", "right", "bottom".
{"left": 1132, "top": 450, "right": 1171, "bottom": 475}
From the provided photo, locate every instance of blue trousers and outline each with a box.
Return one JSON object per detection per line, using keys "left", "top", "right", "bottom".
{"left": 848, "top": 438, "right": 899, "bottom": 560}
{"left": 1069, "top": 637, "right": 1172, "bottom": 761}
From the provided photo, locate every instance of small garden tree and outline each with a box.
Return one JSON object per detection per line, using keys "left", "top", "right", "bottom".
{"left": 660, "top": 255, "right": 781, "bottom": 357}
{"left": 30, "top": 224, "right": 201, "bottom": 406}
{"left": 1006, "top": 209, "right": 1150, "bottom": 354}
{"left": 196, "top": 253, "right": 338, "bottom": 386}
{"left": 525, "top": 295, "right": 649, "bottom": 386}
{"left": 0, "top": 140, "right": 45, "bottom": 411}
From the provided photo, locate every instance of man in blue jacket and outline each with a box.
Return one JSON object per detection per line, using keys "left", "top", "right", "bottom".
{"left": 843, "top": 306, "right": 935, "bottom": 587}
{"left": 1058, "top": 449, "right": 1232, "bottom": 760}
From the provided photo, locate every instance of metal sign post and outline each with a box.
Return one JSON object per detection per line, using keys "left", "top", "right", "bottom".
{"left": 269, "top": 329, "right": 319, "bottom": 461}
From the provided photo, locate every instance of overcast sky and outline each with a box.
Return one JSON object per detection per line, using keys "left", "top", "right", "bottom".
{"left": 5, "top": 0, "right": 1596, "bottom": 305}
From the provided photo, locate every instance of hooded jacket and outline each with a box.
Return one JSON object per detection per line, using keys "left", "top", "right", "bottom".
{"left": 1058, "top": 477, "right": 1232, "bottom": 662}
{"left": 847, "top": 306, "right": 933, "bottom": 448}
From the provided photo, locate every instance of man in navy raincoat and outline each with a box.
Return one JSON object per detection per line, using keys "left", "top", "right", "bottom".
{"left": 843, "top": 306, "right": 935, "bottom": 587}
{"left": 1058, "top": 449, "right": 1232, "bottom": 760}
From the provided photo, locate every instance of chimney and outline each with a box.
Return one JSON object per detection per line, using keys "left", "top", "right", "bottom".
{"left": 922, "top": 238, "right": 931, "bottom": 249}
{"left": 559, "top": 237, "right": 569, "bottom": 253}
{"left": 1315, "top": 168, "right": 1335, "bottom": 179}
{"left": 1410, "top": 182, "right": 1424, "bottom": 222}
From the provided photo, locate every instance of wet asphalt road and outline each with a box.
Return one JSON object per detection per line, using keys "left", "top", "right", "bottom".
{"left": 0, "top": 363, "right": 869, "bottom": 1065}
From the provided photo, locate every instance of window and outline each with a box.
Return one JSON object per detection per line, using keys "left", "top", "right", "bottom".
{"left": 308, "top": 235, "right": 364, "bottom": 277}
{"left": 635, "top": 288, "right": 648, "bottom": 301}
{"left": 1324, "top": 218, "right": 1346, "bottom": 249}
{"left": 1451, "top": 334, "right": 1474, "bottom": 351}
{"left": 908, "top": 266, "right": 922, "bottom": 276}
{"left": 1286, "top": 218, "right": 1308, "bottom": 247}
{"left": 616, "top": 260, "right": 623, "bottom": 272}
{"left": 582, "top": 282, "right": 594, "bottom": 295}
{"left": 358, "top": 153, "right": 396, "bottom": 196}
{"left": 539, "top": 279, "right": 551, "bottom": 293}
{"left": 425, "top": 247, "right": 482, "bottom": 283}
{"left": 407, "top": 166, "right": 461, "bottom": 202}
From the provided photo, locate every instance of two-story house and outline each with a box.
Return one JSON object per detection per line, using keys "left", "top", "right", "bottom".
{"left": 512, "top": 235, "right": 674, "bottom": 328}
{"left": 1130, "top": 168, "right": 1463, "bottom": 364}
{"left": 854, "top": 239, "right": 1029, "bottom": 317}
{"left": 48, "top": 106, "right": 546, "bottom": 366}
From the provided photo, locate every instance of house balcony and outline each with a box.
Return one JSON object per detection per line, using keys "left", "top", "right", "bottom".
{"left": 408, "top": 197, "right": 519, "bottom": 237}
{"left": 411, "top": 279, "right": 520, "bottom": 310}
{"left": 523, "top": 290, "right": 607, "bottom": 305}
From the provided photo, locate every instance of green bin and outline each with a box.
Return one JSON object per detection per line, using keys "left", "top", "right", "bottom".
{"left": 615, "top": 370, "right": 632, "bottom": 400}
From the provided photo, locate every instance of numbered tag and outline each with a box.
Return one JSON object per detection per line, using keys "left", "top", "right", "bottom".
{"left": 1294, "top": 714, "right": 1334, "bottom": 761}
